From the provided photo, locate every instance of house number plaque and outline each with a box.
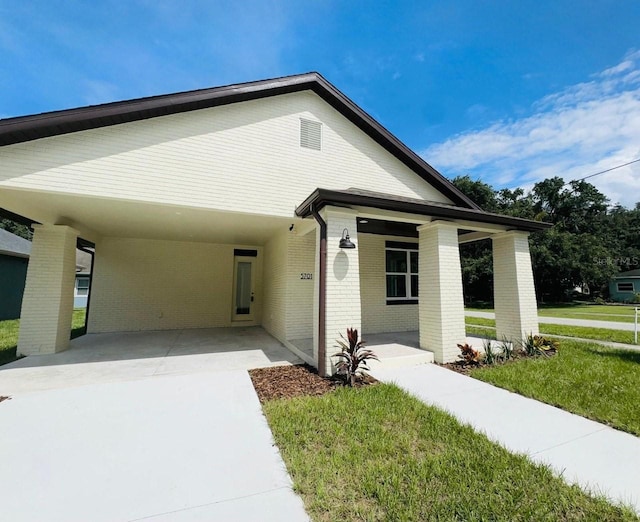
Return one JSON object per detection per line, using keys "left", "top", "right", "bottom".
{"left": 300, "top": 273, "right": 313, "bottom": 280}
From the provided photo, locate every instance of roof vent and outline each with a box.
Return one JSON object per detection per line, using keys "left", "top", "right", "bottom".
{"left": 300, "top": 118, "right": 322, "bottom": 150}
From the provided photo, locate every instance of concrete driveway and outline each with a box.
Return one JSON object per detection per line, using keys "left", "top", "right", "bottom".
{"left": 0, "top": 328, "right": 309, "bottom": 521}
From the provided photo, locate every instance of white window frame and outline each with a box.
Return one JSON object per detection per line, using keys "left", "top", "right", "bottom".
{"left": 617, "top": 282, "right": 635, "bottom": 293}
{"left": 75, "top": 276, "right": 90, "bottom": 297}
{"left": 385, "top": 246, "right": 418, "bottom": 303}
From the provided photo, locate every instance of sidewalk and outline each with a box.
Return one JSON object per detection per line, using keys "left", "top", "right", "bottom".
{"left": 466, "top": 310, "right": 636, "bottom": 331}
{"left": 372, "top": 364, "right": 640, "bottom": 513}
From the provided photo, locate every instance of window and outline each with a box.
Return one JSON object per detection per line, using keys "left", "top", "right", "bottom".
{"left": 617, "top": 282, "right": 634, "bottom": 292}
{"left": 385, "top": 242, "right": 418, "bottom": 304}
{"left": 76, "top": 276, "right": 90, "bottom": 296}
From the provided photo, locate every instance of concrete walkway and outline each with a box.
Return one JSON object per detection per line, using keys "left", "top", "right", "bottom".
{"left": 372, "top": 364, "right": 640, "bottom": 513}
{"left": 0, "top": 370, "right": 309, "bottom": 521}
{"left": 466, "top": 310, "right": 637, "bottom": 331}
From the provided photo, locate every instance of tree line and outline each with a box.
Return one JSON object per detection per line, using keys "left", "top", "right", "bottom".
{"left": 453, "top": 176, "right": 640, "bottom": 303}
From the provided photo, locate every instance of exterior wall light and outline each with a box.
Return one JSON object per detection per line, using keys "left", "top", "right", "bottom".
{"left": 339, "top": 228, "right": 356, "bottom": 249}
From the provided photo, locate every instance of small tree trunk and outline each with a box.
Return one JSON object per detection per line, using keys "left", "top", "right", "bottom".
{"left": 350, "top": 373, "right": 356, "bottom": 387}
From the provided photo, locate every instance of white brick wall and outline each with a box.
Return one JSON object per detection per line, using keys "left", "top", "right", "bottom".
{"left": 318, "top": 208, "right": 362, "bottom": 375}
{"left": 0, "top": 91, "right": 452, "bottom": 221}
{"left": 492, "top": 231, "right": 539, "bottom": 342}
{"left": 263, "top": 231, "right": 288, "bottom": 342}
{"left": 418, "top": 223, "right": 466, "bottom": 363}
{"left": 286, "top": 232, "right": 315, "bottom": 340}
{"left": 88, "top": 237, "right": 263, "bottom": 333}
{"left": 359, "top": 233, "right": 419, "bottom": 333}
{"left": 18, "top": 225, "right": 79, "bottom": 355}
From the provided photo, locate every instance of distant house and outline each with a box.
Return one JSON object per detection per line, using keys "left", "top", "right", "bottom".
{"left": 0, "top": 229, "right": 31, "bottom": 320}
{"left": 609, "top": 269, "right": 640, "bottom": 302}
{"left": 0, "top": 228, "right": 92, "bottom": 319}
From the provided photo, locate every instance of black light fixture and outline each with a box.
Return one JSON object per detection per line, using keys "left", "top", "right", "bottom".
{"left": 339, "top": 228, "right": 356, "bottom": 249}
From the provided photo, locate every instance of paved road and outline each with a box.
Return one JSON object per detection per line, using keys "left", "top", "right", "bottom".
{"left": 466, "top": 310, "right": 637, "bottom": 332}
{"left": 373, "top": 364, "right": 640, "bottom": 514}
{"left": 0, "top": 370, "right": 309, "bottom": 522}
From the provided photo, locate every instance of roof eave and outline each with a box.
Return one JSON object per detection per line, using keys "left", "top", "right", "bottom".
{"left": 296, "top": 188, "right": 552, "bottom": 233}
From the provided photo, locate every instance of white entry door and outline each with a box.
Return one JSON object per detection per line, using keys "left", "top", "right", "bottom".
{"left": 232, "top": 256, "right": 255, "bottom": 321}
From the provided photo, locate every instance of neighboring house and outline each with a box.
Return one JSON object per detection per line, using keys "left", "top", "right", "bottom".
{"left": 0, "top": 72, "right": 549, "bottom": 374}
{"left": 0, "top": 229, "right": 31, "bottom": 320}
{"left": 0, "top": 228, "right": 92, "bottom": 317}
{"left": 609, "top": 269, "right": 640, "bottom": 302}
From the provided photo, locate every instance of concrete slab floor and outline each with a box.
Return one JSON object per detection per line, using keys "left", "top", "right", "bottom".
{"left": 0, "top": 370, "right": 309, "bottom": 522}
{"left": 1, "top": 327, "right": 302, "bottom": 396}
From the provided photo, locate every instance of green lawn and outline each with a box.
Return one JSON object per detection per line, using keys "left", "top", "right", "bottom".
{"left": 470, "top": 339, "right": 640, "bottom": 436}
{"left": 468, "top": 303, "right": 638, "bottom": 323}
{"left": 264, "top": 384, "right": 636, "bottom": 521}
{"left": 465, "top": 316, "right": 636, "bottom": 345}
{"left": 0, "top": 309, "right": 86, "bottom": 365}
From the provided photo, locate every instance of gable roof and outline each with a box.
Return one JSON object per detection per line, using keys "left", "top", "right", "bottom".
{"left": 0, "top": 229, "right": 31, "bottom": 258}
{"left": 614, "top": 269, "right": 640, "bottom": 278}
{"left": 0, "top": 72, "right": 479, "bottom": 210}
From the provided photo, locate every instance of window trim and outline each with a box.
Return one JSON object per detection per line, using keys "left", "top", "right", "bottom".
{"left": 617, "top": 282, "right": 635, "bottom": 293}
{"left": 75, "top": 276, "right": 90, "bottom": 297}
{"left": 385, "top": 243, "right": 418, "bottom": 304}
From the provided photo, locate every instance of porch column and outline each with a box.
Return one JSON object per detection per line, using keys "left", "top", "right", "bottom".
{"left": 492, "top": 231, "right": 539, "bottom": 342}
{"left": 314, "top": 207, "right": 361, "bottom": 376}
{"left": 17, "top": 225, "right": 79, "bottom": 355}
{"left": 418, "top": 222, "right": 466, "bottom": 363}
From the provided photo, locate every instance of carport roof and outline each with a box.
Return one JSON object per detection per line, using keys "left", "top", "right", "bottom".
{"left": 295, "top": 188, "right": 552, "bottom": 233}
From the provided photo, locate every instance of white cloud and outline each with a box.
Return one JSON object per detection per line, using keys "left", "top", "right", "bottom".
{"left": 424, "top": 50, "right": 640, "bottom": 207}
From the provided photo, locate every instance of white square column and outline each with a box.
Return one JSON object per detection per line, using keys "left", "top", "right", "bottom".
{"left": 313, "top": 207, "right": 361, "bottom": 376}
{"left": 418, "top": 222, "right": 466, "bottom": 363}
{"left": 492, "top": 231, "right": 539, "bottom": 342}
{"left": 18, "top": 225, "right": 80, "bottom": 355}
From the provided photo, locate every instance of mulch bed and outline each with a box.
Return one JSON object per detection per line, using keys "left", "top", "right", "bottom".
{"left": 249, "top": 364, "right": 377, "bottom": 403}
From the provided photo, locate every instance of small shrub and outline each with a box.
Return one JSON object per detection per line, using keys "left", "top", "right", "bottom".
{"left": 333, "top": 328, "right": 378, "bottom": 387}
{"left": 498, "top": 336, "right": 513, "bottom": 362}
{"left": 457, "top": 343, "right": 480, "bottom": 366}
{"left": 483, "top": 339, "right": 496, "bottom": 365}
{"left": 521, "top": 334, "right": 559, "bottom": 357}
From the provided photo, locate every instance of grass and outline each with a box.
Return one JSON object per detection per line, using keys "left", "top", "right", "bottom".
{"left": 264, "top": 384, "right": 636, "bottom": 521}
{"left": 0, "top": 309, "right": 86, "bottom": 365}
{"left": 465, "top": 317, "right": 636, "bottom": 344}
{"left": 468, "top": 303, "right": 638, "bottom": 323}
{"left": 471, "top": 339, "right": 640, "bottom": 436}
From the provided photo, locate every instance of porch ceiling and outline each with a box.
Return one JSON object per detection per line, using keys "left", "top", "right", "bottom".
{"left": 0, "top": 188, "right": 293, "bottom": 244}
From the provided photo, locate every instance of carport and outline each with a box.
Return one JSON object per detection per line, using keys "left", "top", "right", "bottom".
{"left": 1, "top": 326, "right": 301, "bottom": 395}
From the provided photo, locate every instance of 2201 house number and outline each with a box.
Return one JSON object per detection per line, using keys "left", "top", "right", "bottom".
{"left": 300, "top": 273, "right": 313, "bottom": 280}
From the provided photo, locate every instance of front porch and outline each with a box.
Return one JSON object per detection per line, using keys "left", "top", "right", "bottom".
{"left": 288, "top": 331, "right": 492, "bottom": 370}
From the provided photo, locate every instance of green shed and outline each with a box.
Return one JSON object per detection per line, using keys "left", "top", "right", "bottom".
{"left": 0, "top": 229, "right": 31, "bottom": 320}
{"left": 609, "top": 268, "right": 640, "bottom": 303}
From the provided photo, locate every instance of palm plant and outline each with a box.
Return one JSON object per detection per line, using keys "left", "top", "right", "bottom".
{"left": 333, "top": 328, "right": 378, "bottom": 387}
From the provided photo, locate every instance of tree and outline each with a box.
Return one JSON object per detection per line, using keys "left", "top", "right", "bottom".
{"left": 0, "top": 218, "right": 32, "bottom": 240}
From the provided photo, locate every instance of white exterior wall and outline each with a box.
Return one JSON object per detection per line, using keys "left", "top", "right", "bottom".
{"left": 358, "top": 234, "right": 419, "bottom": 333}
{"left": 492, "top": 231, "right": 539, "bottom": 342}
{"left": 0, "top": 92, "right": 452, "bottom": 218}
{"left": 286, "top": 232, "right": 315, "bottom": 341}
{"left": 262, "top": 231, "right": 288, "bottom": 342}
{"left": 18, "top": 225, "right": 79, "bottom": 355}
{"left": 315, "top": 208, "right": 362, "bottom": 375}
{"left": 418, "top": 223, "right": 466, "bottom": 363}
{"left": 88, "top": 238, "right": 263, "bottom": 333}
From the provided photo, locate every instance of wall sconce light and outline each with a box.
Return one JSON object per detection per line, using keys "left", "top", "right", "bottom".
{"left": 339, "top": 228, "right": 356, "bottom": 249}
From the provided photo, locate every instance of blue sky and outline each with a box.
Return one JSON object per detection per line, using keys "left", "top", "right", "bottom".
{"left": 1, "top": 1, "right": 639, "bottom": 206}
